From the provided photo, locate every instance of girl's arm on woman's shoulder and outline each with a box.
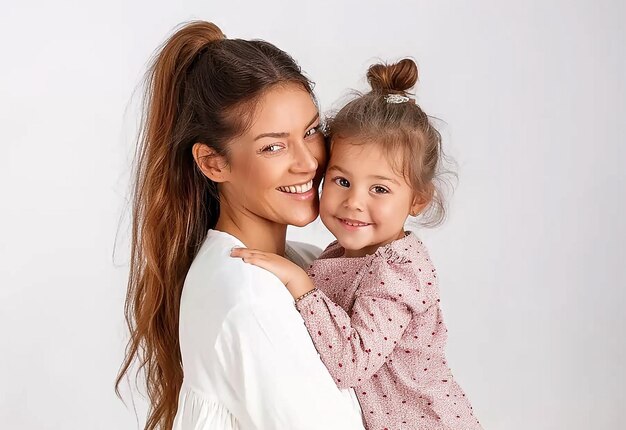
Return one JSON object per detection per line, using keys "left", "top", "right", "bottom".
{"left": 295, "top": 258, "right": 430, "bottom": 389}
{"left": 214, "top": 267, "right": 365, "bottom": 430}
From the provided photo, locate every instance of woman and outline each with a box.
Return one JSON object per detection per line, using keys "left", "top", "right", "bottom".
{"left": 116, "top": 21, "right": 365, "bottom": 430}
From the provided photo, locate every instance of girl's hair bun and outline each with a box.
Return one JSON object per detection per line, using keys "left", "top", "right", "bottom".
{"left": 366, "top": 58, "right": 418, "bottom": 94}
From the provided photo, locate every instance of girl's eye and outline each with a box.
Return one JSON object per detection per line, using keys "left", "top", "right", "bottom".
{"left": 372, "top": 186, "right": 390, "bottom": 194}
{"left": 304, "top": 125, "right": 321, "bottom": 138}
{"left": 334, "top": 177, "right": 350, "bottom": 188}
{"left": 261, "top": 144, "right": 284, "bottom": 153}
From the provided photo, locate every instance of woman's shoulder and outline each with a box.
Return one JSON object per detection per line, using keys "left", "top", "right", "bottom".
{"left": 185, "top": 230, "right": 293, "bottom": 307}
{"left": 179, "top": 230, "right": 302, "bottom": 355}
{"left": 285, "top": 240, "right": 322, "bottom": 268}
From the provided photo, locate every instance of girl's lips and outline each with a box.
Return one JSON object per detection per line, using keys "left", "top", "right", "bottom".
{"left": 337, "top": 217, "right": 372, "bottom": 231}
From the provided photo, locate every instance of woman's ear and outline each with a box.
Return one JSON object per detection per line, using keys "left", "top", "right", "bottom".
{"left": 192, "top": 143, "right": 230, "bottom": 183}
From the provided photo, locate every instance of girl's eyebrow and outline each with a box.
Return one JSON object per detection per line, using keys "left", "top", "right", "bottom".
{"left": 254, "top": 113, "right": 320, "bottom": 141}
{"left": 371, "top": 175, "right": 400, "bottom": 185}
{"left": 327, "top": 165, "right": 349, "bottom": 175}
{"left": 328, "top": 165, "right": 399, "bottom": 185}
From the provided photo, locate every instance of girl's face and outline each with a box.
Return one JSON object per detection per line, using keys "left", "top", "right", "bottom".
{"left": 320, "top": 138, "right": 419, "bottom": 257}
{"left": 221, "top": 84, "right": 326, "bottom": 227}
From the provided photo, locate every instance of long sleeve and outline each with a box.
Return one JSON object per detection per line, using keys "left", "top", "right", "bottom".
{"left": 214, "top": 270, "right": 365, "bottom": 430}
{"left": 296, "top": 257, "right": 429, "bottom": 389}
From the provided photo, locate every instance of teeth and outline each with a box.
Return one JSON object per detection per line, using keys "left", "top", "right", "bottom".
{"left": 342, "top": 219, "right": 369, "bottom": 226}
{"left": 278, "top": 180, "right": 313, "bottom": 194}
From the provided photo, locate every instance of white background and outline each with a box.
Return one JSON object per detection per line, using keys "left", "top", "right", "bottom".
{"left": 1, "top": 1, "right": 624, "bottom": 429}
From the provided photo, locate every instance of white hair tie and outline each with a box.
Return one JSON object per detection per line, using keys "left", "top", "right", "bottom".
{"left": 384, "top": 94, "right": 410, "bottom": 104}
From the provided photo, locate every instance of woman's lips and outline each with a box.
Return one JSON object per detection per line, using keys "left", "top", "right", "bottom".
{"left": 277, "top": 179, "right": 314, "bottom": 194}
{"left": 276, "top": 177, "right": 321, "bottom": 201}
{"left": 277, "top": 186, "right": 316, "bottom": 201}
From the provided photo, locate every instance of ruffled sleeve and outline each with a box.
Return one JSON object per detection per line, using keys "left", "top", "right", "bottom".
{"left": 173, "top": 388, "right": 241, "bottom": 430}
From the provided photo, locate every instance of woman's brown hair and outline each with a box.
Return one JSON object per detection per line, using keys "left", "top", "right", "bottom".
{"left": 327, "top": 58, "right": 454, "bottom": 226}
{"left": 115, "top": 21, "right": 314, "bottom": 429}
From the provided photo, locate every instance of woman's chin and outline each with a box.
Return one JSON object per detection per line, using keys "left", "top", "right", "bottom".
{"left": 285, "top": 207, "right": 319, "bottom": 227}
{"left": 287, "top": 214, "right": 318, "bottom": 227}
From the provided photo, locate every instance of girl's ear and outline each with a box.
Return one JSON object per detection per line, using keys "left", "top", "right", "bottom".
{"left": 410, "top": 183, "right": 434, "bottom": 216}
{"left": 192, "top": 143, "right": 230, "bottom": 183}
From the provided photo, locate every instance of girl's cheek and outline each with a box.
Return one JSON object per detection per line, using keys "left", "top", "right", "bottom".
{"left": 319, "top": 189, "right": 338, "bottom": 214}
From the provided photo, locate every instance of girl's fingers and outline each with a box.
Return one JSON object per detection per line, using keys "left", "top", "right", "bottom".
{"left": 230, "top": 247, "right": 259, "bottom": 256}
{"left": 230, "top": 248, "right": 269, "bottom": 261}
{"left": 229, "top": 248, "right": 287, "bottom": 284}
{"left": 234, "top": 252, "right": 275, "bottom": 272}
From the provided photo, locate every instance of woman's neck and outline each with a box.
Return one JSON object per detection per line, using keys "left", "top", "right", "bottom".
{"left": 214, "top": 205, "right": 287, "bottom": 256}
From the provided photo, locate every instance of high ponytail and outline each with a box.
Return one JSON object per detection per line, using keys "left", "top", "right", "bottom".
{"left": 116, "top": 21, "right": 314, "bottom": 429}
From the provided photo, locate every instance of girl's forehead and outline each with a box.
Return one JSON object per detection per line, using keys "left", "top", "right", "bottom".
{"left": 329, "top": 139, "right": 399, "bottom": 165}
{"left": 329, "top": 142, "right": 399, "bottom": 173}
{"left": 329, "top": 137, "right": 380, "bottom": 156}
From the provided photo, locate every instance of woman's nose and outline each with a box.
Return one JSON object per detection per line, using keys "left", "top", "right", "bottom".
{"left": 291, "top": 141, "right": 319, "bottom": 173}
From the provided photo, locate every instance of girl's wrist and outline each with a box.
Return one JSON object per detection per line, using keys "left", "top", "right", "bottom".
{"left": 286, "top": 274, "right": 316, "bottom": 300}
{"left": 294, "top": 287, "right": 318, "bottom": 304}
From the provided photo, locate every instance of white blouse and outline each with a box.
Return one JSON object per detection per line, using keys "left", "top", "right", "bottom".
{"left": 172, "top": 229, "right": 364, "bottom": 430}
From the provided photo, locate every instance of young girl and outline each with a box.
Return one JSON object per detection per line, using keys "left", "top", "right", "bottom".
{"left": 232, "top": 59, "right": 482, "bottom": 430}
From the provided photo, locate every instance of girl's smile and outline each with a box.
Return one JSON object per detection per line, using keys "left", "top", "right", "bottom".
{"left": 320, "top": 139, "right": 422, "bottom": 257}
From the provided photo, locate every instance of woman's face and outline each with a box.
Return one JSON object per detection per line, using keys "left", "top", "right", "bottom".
{"left": 221, "top": 84, "right": 326, "bottom": 227}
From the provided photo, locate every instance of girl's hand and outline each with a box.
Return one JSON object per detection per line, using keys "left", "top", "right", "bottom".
{"left": 230, "top": 248, "right": 316, "bottom": 299}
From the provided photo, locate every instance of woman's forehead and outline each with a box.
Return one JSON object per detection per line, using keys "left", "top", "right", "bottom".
{"left": 247, "top": 84, "right": 318, "bottom": 135}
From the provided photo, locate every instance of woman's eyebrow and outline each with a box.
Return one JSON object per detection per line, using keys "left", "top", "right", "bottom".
{"left": 254, "top": 131, "right": 289, "bottom": 141}
{"left": 253, "top": 113, "right": 319, "bottom": 141}
{"left": 304, "top": 113, "right": 320, "bottom": 130}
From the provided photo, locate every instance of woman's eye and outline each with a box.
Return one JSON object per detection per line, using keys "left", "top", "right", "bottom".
{"left": 334, "top": 177, "right": 350, "bottom": 188}
{"left": 372, "top": 186, "right": 389, "bottom": 194}
{"left": 261, "top": 144, "right": 283, "bottom": 153}
{"left": 304, "top": 125, "right": 320, "bottom": 138}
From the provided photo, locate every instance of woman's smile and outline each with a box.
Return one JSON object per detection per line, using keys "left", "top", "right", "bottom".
{"left": 277, "top": 179, "right": 314, "bottom": 194}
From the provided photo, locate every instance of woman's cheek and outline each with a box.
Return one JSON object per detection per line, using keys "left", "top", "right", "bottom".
{"left": 312, "top": 136, "right": 327, "bottom": 170}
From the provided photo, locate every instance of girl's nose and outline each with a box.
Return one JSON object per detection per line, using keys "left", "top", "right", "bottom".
{"left": 343, "top": 188, "right": 364, "bottom": 212}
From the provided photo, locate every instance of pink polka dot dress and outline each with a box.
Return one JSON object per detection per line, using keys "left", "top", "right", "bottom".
{"left": 296, "top": 232, "right": 482, "bottom": 430}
